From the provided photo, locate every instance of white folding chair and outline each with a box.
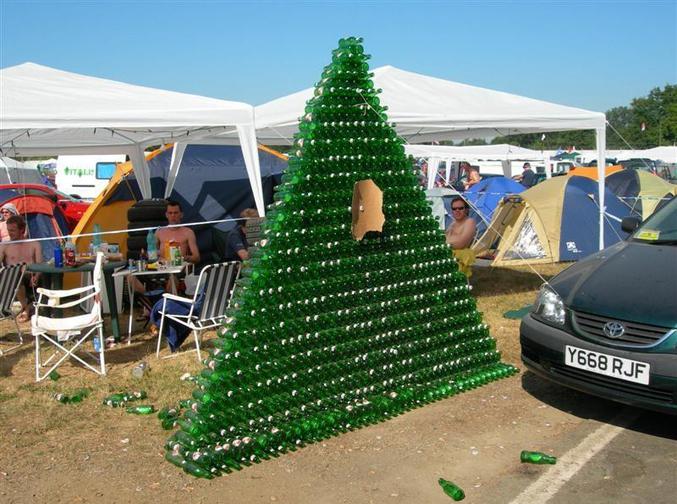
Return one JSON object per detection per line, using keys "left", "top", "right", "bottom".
{"left": 32, "top": 252, "right": 106, "bottom": 381}
{"left": 155, "top": 261, "right": 240, "bottom": 361}
{"left": 0, "top": 263, "right": 26, "bottom": 356}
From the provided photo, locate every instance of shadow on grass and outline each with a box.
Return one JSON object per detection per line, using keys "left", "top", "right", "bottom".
{"left": 521, "top": 370, "right": 677, "bottom": 441}
{"left": 0, "top": 342, "right": 33, "bottom": 377}
{"left": 471, "top": 265, "right": 564, "bottom": 297}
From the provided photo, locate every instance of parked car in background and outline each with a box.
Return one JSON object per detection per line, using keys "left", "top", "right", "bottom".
{"left": 0, "top": 183, "right": 90, "bottom": 231}
{"left": 520, "top": 196, "right": 677, "bottom": 415}
{"left": 656, "top": 162, "right": 677, "bottom": 183}
{"left": 618, "top": 158, "right": 658, "bottom": 174}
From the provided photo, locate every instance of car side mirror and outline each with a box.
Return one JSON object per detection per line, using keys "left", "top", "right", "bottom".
{"left": 621, "top": 216, "right": 641, "bottom": 234}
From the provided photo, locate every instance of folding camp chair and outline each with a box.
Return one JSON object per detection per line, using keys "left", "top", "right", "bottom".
{"left": 32, "top": 253, "right": 106, "bottom": 381}
{"left": 0, "top": 263, "right": 26, "bottom": 356}
{"left": 155, "top": 261, "right": 240, "bottom": 361}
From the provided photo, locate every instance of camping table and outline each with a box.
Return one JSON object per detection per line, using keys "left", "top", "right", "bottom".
{"left": 27, "top": 261, "right": 126, "bottom": 342}
{"left": 113, "top": 263, "right": 186, "bottom": 343}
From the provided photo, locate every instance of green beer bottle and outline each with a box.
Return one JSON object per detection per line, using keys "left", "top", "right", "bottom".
{"left": 126, "top": 405, "right": 156, "bottom": 415}
{"left": 438, "top": 478, "right": 465, "bottom": 501}
{"left": 520, "top": 450, "right": 557, "bottom": 464}
{"left": 69, "top": 389, "right": 90, "bottom": 403}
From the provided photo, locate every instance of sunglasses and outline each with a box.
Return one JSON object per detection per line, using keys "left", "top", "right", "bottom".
{"left": 452, "top": 207, "right": 466, "bottom": 211}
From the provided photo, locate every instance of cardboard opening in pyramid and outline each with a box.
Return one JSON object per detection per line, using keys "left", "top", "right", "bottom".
{"left": 165, "top": 36, "right": 517, "bottom": 479}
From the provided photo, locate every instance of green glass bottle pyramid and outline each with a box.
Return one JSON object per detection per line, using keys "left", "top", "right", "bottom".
{"left": 165, "top": 36, "right": 517, "bottom": 478}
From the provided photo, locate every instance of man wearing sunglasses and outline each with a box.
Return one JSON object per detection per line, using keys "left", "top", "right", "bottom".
{"left": 445, "top": 197, "right": 477, "bottom": 277}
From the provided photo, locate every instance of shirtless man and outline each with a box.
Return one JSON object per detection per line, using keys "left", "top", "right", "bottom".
{"left": 0, "top": 215, "right": 42, "bottom": 320}
{"left": 445, "top": 197, "right": 476, "bottom": 249}
{"left": 156, "top": 200, "right": 200, "bottom": 264}
{"left": 461, "top": 162, "right": 481, "bottom": 191}
{"left": 131, "top": 200, "right": 199, "bottom": 295}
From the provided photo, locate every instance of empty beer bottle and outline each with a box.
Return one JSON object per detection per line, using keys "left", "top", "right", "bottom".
{"left": 69, "top": 389, "right": 90, "bottom": 403}
{"left": 126, "top": 405, "right": 156, "bottom": 415}
{"left": 52, "top": 393, "right": 70, "bottom": 404}
{"left": 438, "top": 478, "right": 465, "bottom": 501}
{"left": 520, "top": 450, "right": 556, "bottom": 464}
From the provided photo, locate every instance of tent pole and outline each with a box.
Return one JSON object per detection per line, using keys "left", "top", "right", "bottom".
{"left": 236, "top": 124, "right": 265, "bottom": 217}
{"left": 130, "top": 145, "right": 151, "bottom": 199}
{"left": 164, "top": 143, "right": 187, "bottom": 199}
{"left": 596, "top": 125, "right": 607, "bottom": 250}
{"left": 427, "top": 157, "right": 439, "bottom": 189}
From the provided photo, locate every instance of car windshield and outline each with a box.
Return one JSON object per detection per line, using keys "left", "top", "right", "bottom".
{"left": 632, "top": 197, "right": 677, "bottom": 244}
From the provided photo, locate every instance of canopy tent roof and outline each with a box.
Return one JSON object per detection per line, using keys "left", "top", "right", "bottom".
{"left": 0, "top": 62, "right": 264, "bottom": 213}
{"left": 405, "top": 144, "right": 544, "bottom": 161}
{"left": 251, "top": 65, "right": 606, "bottom": 145}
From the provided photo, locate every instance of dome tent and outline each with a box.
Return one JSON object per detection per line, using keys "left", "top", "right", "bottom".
{"left": 462, "top": 176, "right": 526, "bottom": 236}
{"left": 0, "top": 188, "right": 69, "bottom": 261}
{"left": 605, "top": 169, "right": 677, "bottom": 220}
{"left": 473, "top": 176, "right": 630, "bottom": 266}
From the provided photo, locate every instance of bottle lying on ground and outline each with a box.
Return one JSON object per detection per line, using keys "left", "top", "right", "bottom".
{"left": 103, "top": 391, "right": 148, "bottom": 407}
{"left": 127, "top": 405, "right": 156, "bottom": 415}
{"left": 520, "top": 450, "right": 557, "bottom": 464}
{"left": 438, "top": 478, "right": 465, "bottom": 501}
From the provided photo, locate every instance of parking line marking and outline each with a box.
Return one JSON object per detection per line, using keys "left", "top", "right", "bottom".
{"left": 508, "top": 409, "right": 640, "bottom": 504}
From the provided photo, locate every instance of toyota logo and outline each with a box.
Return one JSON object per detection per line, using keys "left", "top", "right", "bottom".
{"left": 603, "top": 321, "right": 625, "bottom": 339}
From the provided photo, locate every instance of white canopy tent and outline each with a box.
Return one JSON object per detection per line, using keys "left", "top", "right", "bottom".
{"left": 250, "top": 65, "right": 609, "bottom": 248}
{"left": 0, "top": 63, "right": 265, "bottom": 215}
{"left": 404, "top": 144, "right": 548, "bottom": 186}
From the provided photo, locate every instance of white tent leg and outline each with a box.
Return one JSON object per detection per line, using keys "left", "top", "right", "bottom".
{"left": 164, "top": 142, "right": 187, "bottom": 199}
{"left": 596, "top": 126, "right": 607, "bottom": 250}
{"left": 237, "top": 123, "right": 265, "bottom": 216}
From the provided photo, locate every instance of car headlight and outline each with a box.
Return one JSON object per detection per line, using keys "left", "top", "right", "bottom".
{"left": 533, "top": 284, "right": 566, "bottom": 326}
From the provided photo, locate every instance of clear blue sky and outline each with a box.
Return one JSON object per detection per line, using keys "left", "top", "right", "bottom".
{"left": 2, "top": 0, "right": 675, "bottom": 112}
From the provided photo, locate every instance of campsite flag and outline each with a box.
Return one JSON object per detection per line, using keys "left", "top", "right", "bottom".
{"left": 641, "top": 122, "right": 646, "bottom": 132}
{"left": 164, "top": 36, "right": 517, "bottom": 479}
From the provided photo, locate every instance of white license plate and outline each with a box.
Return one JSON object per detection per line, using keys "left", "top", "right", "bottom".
{"left": 564, "top": 346, "right": 650, "bottom": 385}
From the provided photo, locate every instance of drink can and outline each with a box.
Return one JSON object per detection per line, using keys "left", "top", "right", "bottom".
{"left": 54, "top": 247, "right": 63, "bottom": 268}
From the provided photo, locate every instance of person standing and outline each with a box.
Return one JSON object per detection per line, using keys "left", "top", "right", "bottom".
{"left": 0, "top": 215, "right": 42, "bottom": 321}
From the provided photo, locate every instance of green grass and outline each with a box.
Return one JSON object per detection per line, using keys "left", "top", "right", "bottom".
{"left": 0, "top": 262, "right": 569, "bottom": 473}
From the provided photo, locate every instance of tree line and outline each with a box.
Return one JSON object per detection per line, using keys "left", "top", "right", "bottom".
{"left": 477, "top": 84, "right": 676, "bottom": 150}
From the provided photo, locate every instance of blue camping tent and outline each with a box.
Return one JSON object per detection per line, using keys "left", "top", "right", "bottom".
{"left": 473, "top": 175, "right": 631, "bottom": 265}
{"left": 463, "top": 177, "right": 525, "bottom": 235}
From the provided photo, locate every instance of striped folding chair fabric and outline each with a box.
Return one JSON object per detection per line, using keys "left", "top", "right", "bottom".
{"left": 155, "top": 261, "right": 240, "bottom": 361}
{"left": 0, "top": 263, "right": 26, "bottom": 355}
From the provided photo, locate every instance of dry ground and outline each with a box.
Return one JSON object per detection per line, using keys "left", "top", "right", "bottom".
{"left": 0, "top": 263, "right": 569, "bottom": 504}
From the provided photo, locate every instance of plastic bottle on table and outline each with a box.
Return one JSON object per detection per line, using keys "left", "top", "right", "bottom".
{"left": 92, "top": 224, "right": 102, "bottom": 252}
{"left": 147, "top": 230, "right": 158, "bottom": 263}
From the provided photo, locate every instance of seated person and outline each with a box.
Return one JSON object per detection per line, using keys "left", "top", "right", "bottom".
{"left": 0, "top": 204, "right": 20, "bottom": 242}
{"left": 0, "top": 215, "right": 42, "bottom": 321}
{"left": 225, "top": 208, "right": 259, "bottom": 261}
{"left": 156, "top": 200, "right": 200, "bottom": 264}
{"left": 462, "top": 163, "right": 481, "bottom": 191}
{"left": 131, "top": 200, "right": 200, "bottom": 294}
{"left": 149, "top": 289, "right": 205, "bottom": 352}
{"left": 445, "top": 197, "right": 477, "bottom": 277}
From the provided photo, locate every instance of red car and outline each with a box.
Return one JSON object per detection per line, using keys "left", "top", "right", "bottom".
{"left": 0, "top": 183, "right": 90, "bottom": 231}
